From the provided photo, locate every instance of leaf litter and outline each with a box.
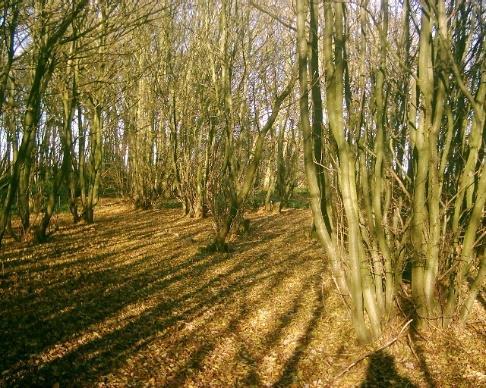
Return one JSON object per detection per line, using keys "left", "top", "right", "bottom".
{"left": 0, "top": 199, "right": 484, "bottom": 387}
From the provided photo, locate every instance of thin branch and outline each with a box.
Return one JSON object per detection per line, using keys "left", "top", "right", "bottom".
{"left": 248, "top": 1, "right": 296, "bottom": 32}
{"left": 331, "top": 319, "right": 413, "bottom": 383}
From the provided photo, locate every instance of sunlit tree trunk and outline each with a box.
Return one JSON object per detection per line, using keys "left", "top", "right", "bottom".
{"left": 371, "top": 0, "right": 394, "bottom": 315}
{"left": 0, "top": 0, "right": 88, "bottom": 246}
{"left": 309, "top": 0, "right": 331, "bottom": 232}
{"left": 83, "top": 103, "right": 103, "bottom": 223}
{"left": 0, "top": 1, "right": 20, "bottom": 117}
{"left": 297, "top": 0, "right": 360, "bottom": 339}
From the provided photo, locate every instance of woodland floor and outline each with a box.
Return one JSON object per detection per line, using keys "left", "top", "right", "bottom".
{"left": 0, "top": 199, "right": 485, "bottom": 387}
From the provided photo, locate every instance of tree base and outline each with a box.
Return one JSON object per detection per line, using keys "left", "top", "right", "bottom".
{"left": 201, "top": 240, "right": 231, "bottom": 253}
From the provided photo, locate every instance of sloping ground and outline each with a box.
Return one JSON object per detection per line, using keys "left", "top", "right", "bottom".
{"left": 0, "top": 200, "right": 484, "bottom": 387}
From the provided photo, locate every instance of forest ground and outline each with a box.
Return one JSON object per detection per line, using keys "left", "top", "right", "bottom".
{"left": 0, "top": 199, "right": 485, "bottom": 387}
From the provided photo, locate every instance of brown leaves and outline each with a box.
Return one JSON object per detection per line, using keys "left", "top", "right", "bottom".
{"left": 0, "top": 200, "right": 484, "bottom": 386}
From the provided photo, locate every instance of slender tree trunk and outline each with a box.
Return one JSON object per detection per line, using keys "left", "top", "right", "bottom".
{"left": 83, "top": 104, "right": 102, "bottom": 223}
{"left": 78, "top": 104, "right": 87, "bottom": 214}
{"left": 309, "top": 0, "right": 332, "bottom": 231}
{"left": 297, "top": 0, "right": 352, "bottom": 336}
{"left": 411, "top": 4, "right": 433, "bottom": 323}
{"left": 372, "top": 0, "right": 394, "bottom": 314}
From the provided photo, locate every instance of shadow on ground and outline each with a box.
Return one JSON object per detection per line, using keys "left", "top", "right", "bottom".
{"left": 0, "top": 203, "right": 333, "bottom": 386}
{"left": 361, "top": 350, "right": 416, "bottom": 387}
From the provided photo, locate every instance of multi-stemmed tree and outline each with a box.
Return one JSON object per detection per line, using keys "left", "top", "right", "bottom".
{"left": 0, "top": 0, "right": 483, "bottom": 343}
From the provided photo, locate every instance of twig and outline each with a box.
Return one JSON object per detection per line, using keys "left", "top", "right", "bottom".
{"left": 331, "top": 319, "right": 413, "bottom": 383}
{"left": 395, "top": 297, "right": 409, "bottom": 320}
{"left": 389, "top": 167, "right": 411, "bottom": 202}
{"left": 248, "top": 1, "right": 296, "bottom": 32}
{"left": 331, "top": 275, "right": 351, "bottom": 311}
{"left": 407, "top": 332, "right": 420, "bottom": 362}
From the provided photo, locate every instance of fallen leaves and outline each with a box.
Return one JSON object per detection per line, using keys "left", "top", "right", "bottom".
{"left": 0, "top": 201, "right": 484, "bottom": 387}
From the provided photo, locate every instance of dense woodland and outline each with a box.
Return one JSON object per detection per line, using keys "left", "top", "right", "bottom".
{"left": 0, "top": 0, "right": 485, "bottom": 351}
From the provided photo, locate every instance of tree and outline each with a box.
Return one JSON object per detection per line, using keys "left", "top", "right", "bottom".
{"left": 0, "top": 0, "right": 89, "bottom": 245}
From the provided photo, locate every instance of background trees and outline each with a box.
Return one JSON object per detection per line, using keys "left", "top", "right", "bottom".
{"left": 0, "top": 0, "right": 484, "bottom": 342}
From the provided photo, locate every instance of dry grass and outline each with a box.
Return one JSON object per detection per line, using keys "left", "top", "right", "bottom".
{"left": 0, "top": 199, "right": 485, "bottom": 387}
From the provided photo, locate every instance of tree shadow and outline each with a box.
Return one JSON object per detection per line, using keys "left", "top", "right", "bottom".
{"left": 396, "top": 293, "right": 438, "bottom": 388}
{"left": 273, "top": 273, "right": 326, "bottom": 387}
{"left": 1, "top": 206, "right": 329, "bottom": 386}
{"left": 361, "top": 350, "right": 416, "bottom": 388}
{"left": 476, "top": 290, "right": 486, "bottom": 311}
{"left": 407, "top": 330, "right": 437, "bottom": 388}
